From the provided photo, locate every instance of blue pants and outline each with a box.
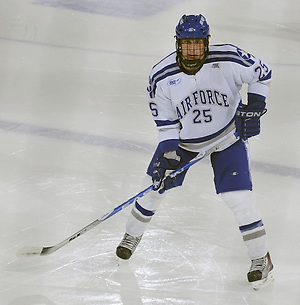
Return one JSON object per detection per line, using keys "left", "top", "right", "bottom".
{"left": 146, "top": 139, "right": 252, "bottom": 194}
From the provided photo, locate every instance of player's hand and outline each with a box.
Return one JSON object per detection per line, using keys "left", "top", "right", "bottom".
{"left": 235, "top": 101, "right": 267, "bottom": 140}
{"left": 152, "top": 151, "right": 181, "bottom": 194}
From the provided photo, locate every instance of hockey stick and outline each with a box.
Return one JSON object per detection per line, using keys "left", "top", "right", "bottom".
{"left": 16, "top": 132, "right": 238, "bottom": 257}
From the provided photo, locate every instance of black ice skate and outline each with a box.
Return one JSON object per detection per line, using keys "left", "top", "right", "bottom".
{"left": 116, "top": 233, "right": 143, "bottom": 260}
{"left": 247, "top": 252, "right": 274, "bottom": 290}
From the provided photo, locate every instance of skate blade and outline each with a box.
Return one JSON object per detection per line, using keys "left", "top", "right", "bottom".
{"left": 252, "top": 272, "right": 274, "bottom": 291}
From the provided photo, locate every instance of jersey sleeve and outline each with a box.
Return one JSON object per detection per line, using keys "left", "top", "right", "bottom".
{"left": 147, "top": 72, "right": 181, "bottom": 152}
{"left": 234, "top": 47, "right": 272, "bottom": 101}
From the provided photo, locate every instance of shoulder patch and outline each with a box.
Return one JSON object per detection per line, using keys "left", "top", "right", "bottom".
{"left": 236, "top": 47, "right": 255, "bottom": 62}
{"left": 148, "top": 63, "right": 181, "bottom": 98}
{"left": 167, "top": 77, "right": 181, "bottom": 86}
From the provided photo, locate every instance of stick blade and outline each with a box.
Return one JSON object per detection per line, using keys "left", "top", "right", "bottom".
{"left": 16, "top": 246, "right": 43, "bottom": 257}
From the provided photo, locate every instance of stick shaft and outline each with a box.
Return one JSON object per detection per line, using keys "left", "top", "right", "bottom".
{"left": 17, "top": 132, "right": 238, "bottom": 256}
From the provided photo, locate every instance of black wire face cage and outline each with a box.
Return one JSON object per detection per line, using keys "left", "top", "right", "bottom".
{"left": 176, "top": 37, "right": 210, "bottom": 72}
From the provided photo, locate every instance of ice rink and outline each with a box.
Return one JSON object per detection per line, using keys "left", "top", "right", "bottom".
{"left": 1, "top": 0, "right": 300, "bottom": 304}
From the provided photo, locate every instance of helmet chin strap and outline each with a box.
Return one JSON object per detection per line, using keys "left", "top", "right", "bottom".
{"left": 182, "top": 57, "right": 203, "bottom": 68}
{"left": 177, "top": 55, "right": 204, "bottom": 74}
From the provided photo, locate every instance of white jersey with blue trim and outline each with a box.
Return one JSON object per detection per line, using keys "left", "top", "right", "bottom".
{"left": 147, "top": 44, "right": 272, "bottom": 152}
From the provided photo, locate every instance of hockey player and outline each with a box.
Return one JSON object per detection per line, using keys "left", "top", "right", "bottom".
{"left": 116, "top": 14, "right": 273, "bottom": 289}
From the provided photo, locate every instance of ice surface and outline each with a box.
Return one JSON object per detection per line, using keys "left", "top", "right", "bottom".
{"left": 0, "top": 0, "right": 300, "bottom": 304}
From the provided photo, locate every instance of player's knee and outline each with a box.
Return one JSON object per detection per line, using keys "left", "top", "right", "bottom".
{"left": 221, "top": 190, "right": 254, "bottom": 210}
{"left": 221, "top": 190, "right": 261, "bottom": 225}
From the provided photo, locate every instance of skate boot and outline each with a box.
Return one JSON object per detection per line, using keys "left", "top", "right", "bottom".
{"left": 247, "top": 252, "right": 274, "bottom": 290}
{"left": 116, "top": 233, "right": 143, "bottom": 260}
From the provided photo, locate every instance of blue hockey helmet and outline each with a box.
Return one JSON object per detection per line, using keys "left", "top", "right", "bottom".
{"left": 175, "top": 14, "right": 210, "bottom": 40}
{"left": 175, "top": 14, "right": 210, "bottom": 73}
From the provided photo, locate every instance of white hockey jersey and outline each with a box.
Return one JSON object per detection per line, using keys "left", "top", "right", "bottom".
{"left": 147, "top": 44, "right": 272, "bottom": 152}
